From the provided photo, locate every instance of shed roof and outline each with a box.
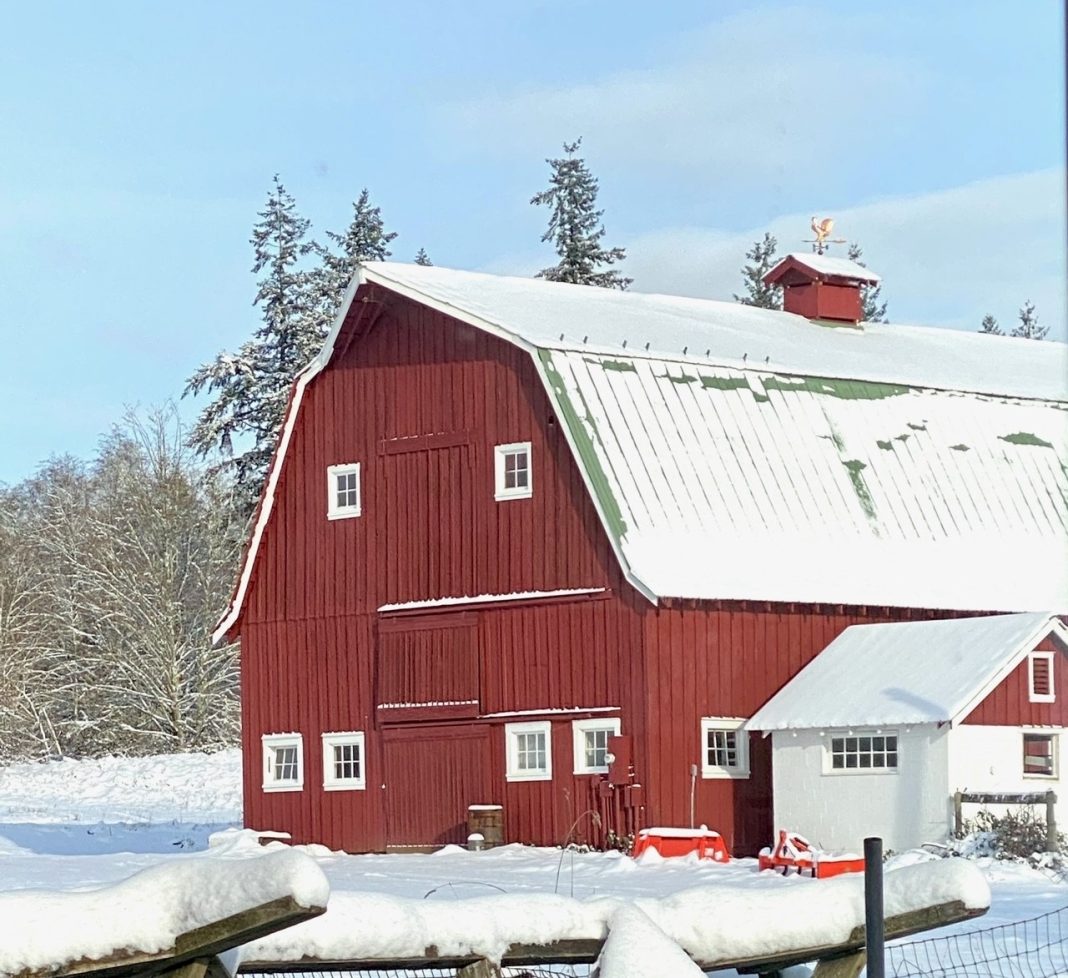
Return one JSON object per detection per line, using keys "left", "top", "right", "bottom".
{"left": 746, "top": 613, "right": 1068, "bottom": 731}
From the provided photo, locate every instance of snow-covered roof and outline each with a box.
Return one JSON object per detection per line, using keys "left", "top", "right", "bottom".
{"left": 771, "top": 252, "right": 882, "bottom": 284}
{"left": 215, "top": 264, "right": 1068, "bottom": 640}
{"left": 747, "top": 613, "right": 1068, "bottom": 731}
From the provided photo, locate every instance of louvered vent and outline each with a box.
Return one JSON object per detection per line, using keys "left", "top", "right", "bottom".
{"left": 1029, "top": 653, "right": 1053, "bottom": 700}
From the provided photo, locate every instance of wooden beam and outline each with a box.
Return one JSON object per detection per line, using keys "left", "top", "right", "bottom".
{"left": 241, "top": 900, "right": 986, "bottom": 975}
{"left": 14, "top": 896, "right": 325, "bottom": 978}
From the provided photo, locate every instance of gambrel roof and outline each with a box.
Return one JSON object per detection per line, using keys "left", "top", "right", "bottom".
{"left": 215, "top": 264, "right": 1068, "bottom": 641}
{"left": 747, "top": 612, "right": 1068, "bottom": 730}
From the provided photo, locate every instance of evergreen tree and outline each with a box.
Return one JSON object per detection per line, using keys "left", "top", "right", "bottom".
{"left": 313, "top": 188, "right": 397, "bottom": 325}
{"left": 979, "top": 314, "right": 1003, "bottom": 335}
{"left": 847, "top": 243, "right": 888, "bottom": 323}
{"left": 733, "top": 233, "right": 782, "bottom": 310}
{"left": 1011, "top": 300, "right": 1048, "bottom": 340}
{"left": 531, "top": 139, "right": 631, "bottom": 289}
{"left": 184, "top": 175, "right": 318, "bottom": 512}
{"left": 413, "top": 248, "right": 432, "bottom": 266}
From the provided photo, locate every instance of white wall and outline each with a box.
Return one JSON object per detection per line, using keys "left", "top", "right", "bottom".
{"left": 946, "top": 725, "right": 1065, "bottom": 831}
{"left": 769, "top": 725, "right": 950, "bottom": 853}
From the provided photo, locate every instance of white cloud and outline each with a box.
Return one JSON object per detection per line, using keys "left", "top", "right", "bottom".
{"left": 441, "top": 6, "right": 924, "bottom": 184}
{"left": 620, "top": 168, "right": 1067, "bottom": 339}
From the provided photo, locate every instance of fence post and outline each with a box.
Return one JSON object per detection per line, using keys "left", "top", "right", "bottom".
{"left": 953, "top": 790, "right": 963, "bottom": 837}
{"left": 1046, "top": 791, "right": 1058, "bottom": 852}
{"left": 864, "top": 837, "right": 885, "bottom": 978}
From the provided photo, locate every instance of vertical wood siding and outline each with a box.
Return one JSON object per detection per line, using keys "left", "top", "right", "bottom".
{"left": 964, "top": 634, "right": 1068, "bottom": 726}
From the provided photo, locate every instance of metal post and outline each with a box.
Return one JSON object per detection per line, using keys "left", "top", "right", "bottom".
{"left": 864, "top": 837, "right": 885, "bottom": 978}
{"left": 1046, "top": 791, "right": 1058, "bottom": 852}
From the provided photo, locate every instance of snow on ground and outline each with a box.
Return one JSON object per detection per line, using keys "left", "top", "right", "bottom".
{"left": 0, "top": 751, "right": 1064, "bottom": 975}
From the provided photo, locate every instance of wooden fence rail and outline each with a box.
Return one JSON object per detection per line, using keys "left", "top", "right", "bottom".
{"left": 953, "top": 790, "right": 1058, "bottom": 851}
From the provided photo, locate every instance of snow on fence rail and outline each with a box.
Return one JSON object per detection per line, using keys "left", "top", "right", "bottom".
{"left": 0, "top": 850, "right": 329, "bottom": 978}
{"left": 238, "top": 860, "right": 990, "bottom": 977}
{"left": 952, "top": 790, "right": 1059, "bottom": 851}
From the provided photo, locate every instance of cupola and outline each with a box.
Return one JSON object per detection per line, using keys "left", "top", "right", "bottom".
{"left": 763, "top": 252, "right": 881, "bottom": 326}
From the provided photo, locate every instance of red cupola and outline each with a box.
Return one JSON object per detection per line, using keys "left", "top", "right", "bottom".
{"left": 763, "top": 252, "right": 881, "bottom": 326}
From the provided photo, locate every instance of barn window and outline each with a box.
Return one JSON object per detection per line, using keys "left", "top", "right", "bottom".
{"left": 327, "top": 463, "right": 362, "bottom": 519}
{"left": 494, "top": 443, "right": 532, "bottom": 500}
{"left": 262, "top": 733, "right": 304, "bottom": 792}
{"left": 572, "top": 717, "right": 621, "bottom": 774}
{"left": 322, "top": 732, "right": 366, "bottom": 791}
{"left": 505, "top": 720, "right": 552, "bottom": 781}
{"left": 1029, "top": 653, "right": 1055, "bottom": 703}
{"left": 828, "top": 732, "right": 898, "bottom": 772}
{"left": 701, "top": 718, "right": 749, "bottom": 779}
{"left": 1023, "top": 733, "right": 1056, "bottom": 777}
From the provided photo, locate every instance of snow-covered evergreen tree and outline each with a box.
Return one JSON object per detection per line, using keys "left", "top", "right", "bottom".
{"left": 313, "top": 188, "right": 397, "bottom": 325}
{"left": 1011, "top": 300, "right": 1048, "bottom": 340}
{"left": 979, "top": 314, "right": 1003, "bottom": 335}
{"left": 847, "top": 243, "right": 888, "bottom": 323}
{"left": 531, "top": 139, "right": 631, "bottom": 289}
{"left": 184, "top": 176, "right": 318, "bottom": 512}
{"left": 414, "top": 247, "right": 432, "bottom": 266}
{"left": 734, "top": 233, "right": 782, "bottom": 309}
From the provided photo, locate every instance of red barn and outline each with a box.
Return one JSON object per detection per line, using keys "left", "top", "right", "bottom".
{"left": 215, "top": 256, "right": 1068, "bottom": 854}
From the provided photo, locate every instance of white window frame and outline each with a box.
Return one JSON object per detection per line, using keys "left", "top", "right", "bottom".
{"left": 1028, "top": 652, "right": 1055, "bottom": 703}
{"left": 322, "top": 731, "right": 367, "bottom": 791}
{"left": 572, "top": 717, "right": 621, "bottom": 774}
{"left": 823, "top": 730, "right": 899, "bottom": 775}
{"left": 1023, "top": 731, "right": 1058, "bottom": 778}
{"left": 327, "top": 463, "right": 362, "bottom": 520}
{"left": 505, "top": 720, "right": 552, "bottom": 781}
{"left": 494, "top": 442, "right": 533, "bottom": 501}
{"left": 700, "top": 717, "right": 750, "bottom": 779}
{"left": 262, "top": 733, "right": 304, "bottom": 792}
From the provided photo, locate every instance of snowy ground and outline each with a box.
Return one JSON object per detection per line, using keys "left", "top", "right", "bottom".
{"left": 0, "top": 749, "right": 1065, "bottom": 975}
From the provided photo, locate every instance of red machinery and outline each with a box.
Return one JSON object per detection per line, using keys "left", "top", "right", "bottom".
{"left": 632, "top": 826, "right": 730, "bottom": 862}
{"left": 758, "top": 830, "right": 865, "bottom": 878}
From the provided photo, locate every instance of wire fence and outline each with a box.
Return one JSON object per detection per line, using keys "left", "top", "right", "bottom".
{"left": 887, "top": 903, "right": 1068, "bottom": 978}
{"left": 244, "top": 905, "right": 1068, "bottom": 977}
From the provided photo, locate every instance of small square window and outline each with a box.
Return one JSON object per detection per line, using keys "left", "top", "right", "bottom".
{"left": 827, "top": 731, "right": 898, "bottom": 773}
{"left": 701, "top": 718, "right": 750, "bottom": 779}
{"left": 505, "top": 721, "right": 552, "bottom": 781}
{"left": 322, "top": 732, "right": 366, "bottom": 791}
{"left": 572, "top": 718, "right": 621, "bottom": 774}
{"left": 495, "top": 443, "right": 532, "bottom": 500}
{"left": 1029, "top": 653, "right": 1055, "bottom": 703}
{"left": 1023, "top": 733, "right": 1056, "bottom": 777}
{"left": 262, "top": 733, "right": 304, "bottom": 792}
{"left": 327, "top": 463, "right": 362, "bottom": 519}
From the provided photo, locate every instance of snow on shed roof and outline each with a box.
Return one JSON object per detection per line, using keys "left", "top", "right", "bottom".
{"left": 747, "top": 613, "right": 1068, "bottom": 731}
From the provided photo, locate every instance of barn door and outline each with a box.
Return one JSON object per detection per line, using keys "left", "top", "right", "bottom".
{"left": 382, "top": 725, "right": 491, "bottom": 848}
{"left": 734, "top": 732, "right": 773, "bottom": 855}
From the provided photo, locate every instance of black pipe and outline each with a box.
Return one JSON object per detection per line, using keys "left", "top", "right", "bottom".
{"left": 864, "top": 837, "right": 885, "bottom": 978}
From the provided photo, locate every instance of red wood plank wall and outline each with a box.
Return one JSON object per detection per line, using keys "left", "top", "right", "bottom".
{"left": 964, "top": 634, "right": 1068, "bottom": 727}
{"left": 239, "top": 290, "right": 646, "bottom": 851}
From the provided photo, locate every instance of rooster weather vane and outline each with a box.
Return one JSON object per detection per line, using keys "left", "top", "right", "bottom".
{"left": 806, "top": 216, "right": 846, "bottom": 255}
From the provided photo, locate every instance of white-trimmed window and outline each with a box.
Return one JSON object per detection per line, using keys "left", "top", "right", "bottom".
{"left": 701, "top": 718, "right": 749, "bottom": 779}
{"left": 505, "top": 720, "right": 552, "bottom": 781}
{"left": 322, "top": 732, "right": 366, "bottom": 791}
{"left": 262, "top": 733, "right": 304, "bottom": 792}
{"left": 572, "top": 718, "right": 621, "bottom": 774}
{"left": 1023, "top": 732, "right": 1057, "bottom": 777}
{"left": 327, "top": 463, "right": 362, "bottom": 519}
{"left": 827, "top": 732, "right": 898, "bottom": 773}
{"left": 494, "top": 442, "right": 532, "bottom": 500}
{"left": 1029, "top": 653, "right": 1055, "bottom": 703}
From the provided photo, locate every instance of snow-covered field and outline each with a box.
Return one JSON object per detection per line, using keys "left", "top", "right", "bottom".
{"left": 0, "top": 750, "right": 1065, "bottom": 976}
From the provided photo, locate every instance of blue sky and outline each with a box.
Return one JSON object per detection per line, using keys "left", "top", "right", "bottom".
{"left": 1, "top": 0, "right": 1064, "bottom": 484}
